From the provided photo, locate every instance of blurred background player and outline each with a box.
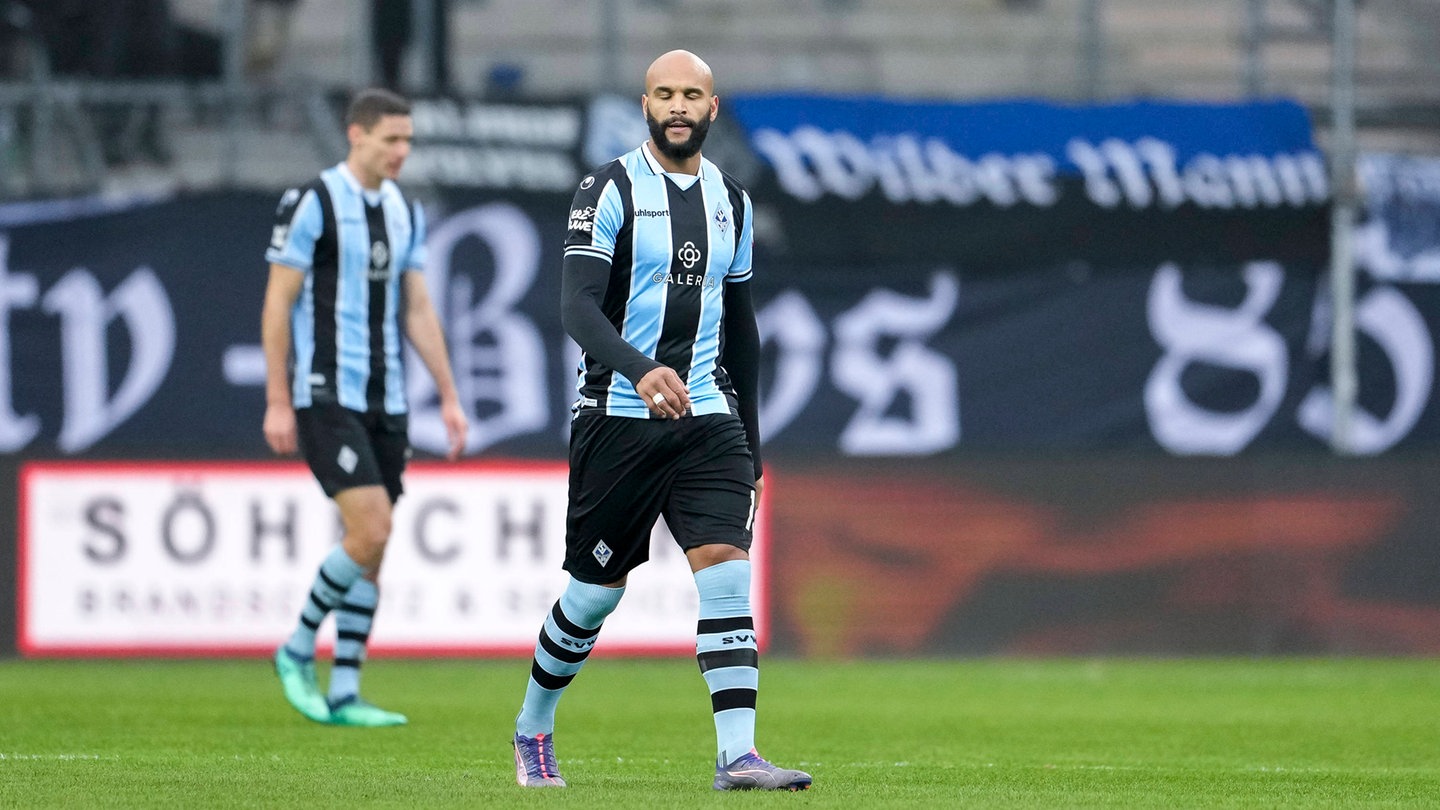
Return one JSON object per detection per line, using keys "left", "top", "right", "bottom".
{"left": 261, "top": 87, "right": 468, "bottom": 727}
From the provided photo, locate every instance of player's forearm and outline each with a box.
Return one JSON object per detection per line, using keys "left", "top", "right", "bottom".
{"left": 405, "top": 305, "right": 461, "bottom": 405}
{"left": 260, "top": 301, "right": 293, "bottom": 408}
{"left": 562, "top": 299, "right": 662, "bottom": 383}
{"left": 261, "top": 265, "right": 307, "bottom": 408}
{"left": 561, "top": 253, "right": 662, "bottom": 383}
{"left": 723, "top": 280, "right": 763, "bottom": 477}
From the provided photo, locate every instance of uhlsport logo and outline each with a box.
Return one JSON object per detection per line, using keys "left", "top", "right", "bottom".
{"left": 275, "top": 187, "right": 301, "bottom": 214}
{"left": 270, "top": 188, "right": 302, "bottom": 249}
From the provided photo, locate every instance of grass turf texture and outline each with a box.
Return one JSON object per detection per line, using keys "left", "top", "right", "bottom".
{"left": 0, "top": 658, "right": 1435, "bottom": 807}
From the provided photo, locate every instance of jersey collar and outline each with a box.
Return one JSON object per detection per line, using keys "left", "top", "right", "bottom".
{"left": 335, "top": 162, "right": 392, "bottom": 201}
{"left": 640, "top": 142, "right": 708, "bottom": 180}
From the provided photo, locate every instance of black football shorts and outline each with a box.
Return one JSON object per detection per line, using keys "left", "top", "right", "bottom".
{"left": 564, "top": 411, "right": 756, "bottom": 584}
{"left": 296, "top": 403, "right": 409, "bottom": 502}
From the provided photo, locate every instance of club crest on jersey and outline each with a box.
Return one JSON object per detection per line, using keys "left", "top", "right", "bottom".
{"left": 714, "top": 206, "right": 729, "bottom": 234}
{"left": 677, "top": 240, "right": 702, "bottom": 269}
{"left": 368, "top": 241, "right": 391, "bottom": 281}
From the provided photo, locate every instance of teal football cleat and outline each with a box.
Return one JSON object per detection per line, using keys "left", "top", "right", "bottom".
{"left": 273, "top": 647, "right": 330, "bottom": 724}
{"left": 327, "top": 695, "right": 408, "bottom": 727}
{"left": 714, "top": 749, "right": 812, "bottom": 791}
{"left": 513, "top": 732, "right": 566, "bottom": 787}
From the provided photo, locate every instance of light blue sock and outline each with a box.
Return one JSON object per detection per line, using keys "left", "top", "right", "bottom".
{"left": 515, "top": 578, "right": 625, "bottom": 737}
{"left": 694, "top": 559, "right": 758, "bottom": 766}
{"left": 285, "top": 546, "right": 366, "bottom": 659}
{"left": 328, "top": 578, "right": 378, "bottom": 704}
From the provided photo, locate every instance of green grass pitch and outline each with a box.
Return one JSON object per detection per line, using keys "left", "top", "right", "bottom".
{"left": 1, "top": 657, "right": 1436, "bottom": 807}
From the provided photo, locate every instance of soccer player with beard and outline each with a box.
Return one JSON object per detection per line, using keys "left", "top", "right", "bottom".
{"left": 508, "top": 50, "right": 811, "bottom": 792}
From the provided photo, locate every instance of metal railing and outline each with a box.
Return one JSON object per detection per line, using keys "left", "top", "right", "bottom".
{"left": 0, "top": 0, "right": 1437, "bottom": 201}
{"left": 0, "top": 0, "right": 341, "bottom": 199}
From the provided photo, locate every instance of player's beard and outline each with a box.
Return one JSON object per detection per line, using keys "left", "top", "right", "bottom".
{"left": 646, "top": 109, "right": 711, "bottom": 162}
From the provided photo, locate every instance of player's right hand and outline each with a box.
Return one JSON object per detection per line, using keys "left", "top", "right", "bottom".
{"left": 263, "top": 404, "right": 298, "bottom": 455}
{"left": 637, "top": 366, "right": 691, "bottom": 419}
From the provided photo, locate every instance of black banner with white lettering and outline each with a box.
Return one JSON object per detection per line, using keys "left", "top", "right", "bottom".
{"left": 0, "top": 186, "right": 1434, "bottom": 458}
{"left": 0, "top": 196, "right": 274, "bottom": 456}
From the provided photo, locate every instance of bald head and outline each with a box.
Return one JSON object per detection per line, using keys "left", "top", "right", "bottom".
{"left": 645, "top": 49, "right": 714, "bottom": 95}
{"left": 641, "top": 49, "right": 719, "bottom": 172}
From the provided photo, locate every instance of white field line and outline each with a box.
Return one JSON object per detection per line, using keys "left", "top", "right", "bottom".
{"left": 0, "top": 753, "right": 115, "bottom": 761}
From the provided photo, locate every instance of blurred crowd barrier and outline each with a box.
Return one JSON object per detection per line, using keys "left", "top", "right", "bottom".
{"left": 0, "top": 0, "right": 1438, "bottom": 199}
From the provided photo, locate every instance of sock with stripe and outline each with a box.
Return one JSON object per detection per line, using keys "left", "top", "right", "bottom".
{"left": 328, "top": 578, "right": 378, "bottom": 704}
{"left": 515, "top": 577, "right": 625, "bottom": 737}
{"left": 283, "top": 545, "right": 366, "bottom": 660}
{"left": 694, "top": 559, "right": 758, "bottom": 767}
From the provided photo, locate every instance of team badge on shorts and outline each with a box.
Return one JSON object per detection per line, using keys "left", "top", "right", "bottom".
{"left": 337, "top": 445, "right": 358, "bottom": 474}
{"left": 592, "top": 540, "right": 613, "bottom": 567}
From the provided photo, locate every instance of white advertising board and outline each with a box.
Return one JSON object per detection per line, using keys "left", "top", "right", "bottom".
{"left": 19, "top": 461, "right": 769, "bottom": 657}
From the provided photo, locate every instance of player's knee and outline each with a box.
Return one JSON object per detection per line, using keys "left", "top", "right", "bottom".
{"left": 686, "top": 542, "right": 749, "bottom": 572}
{"left": 342, "top": 511, "right": 391, "bottom": 561}
{"left": 357, "top": 515, "right": 392, "bottom": 548}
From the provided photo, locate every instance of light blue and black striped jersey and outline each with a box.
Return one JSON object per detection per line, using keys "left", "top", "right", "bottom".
{"left": 265, "top": 162, "right": 427, "bottom": 415}
{"left": 565, "top": 142, "right": 754, "bottom": 418}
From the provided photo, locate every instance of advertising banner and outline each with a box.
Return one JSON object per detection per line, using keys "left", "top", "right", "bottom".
{"left": 404, "top": 97, "right": 588, "bottom": 192}
{"left": 723, "top": 95, "right": 1330, "bottom": 269}
{"left": 764, "top": 456, "right": 1440, "bottom": 657}
{"left": 18, "top": 460, "right": 769, "bottom": 656}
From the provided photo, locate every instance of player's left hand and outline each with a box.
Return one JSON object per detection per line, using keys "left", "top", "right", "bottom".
{"left": 440, "top": 399, "right": 469, "bottom": 460}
